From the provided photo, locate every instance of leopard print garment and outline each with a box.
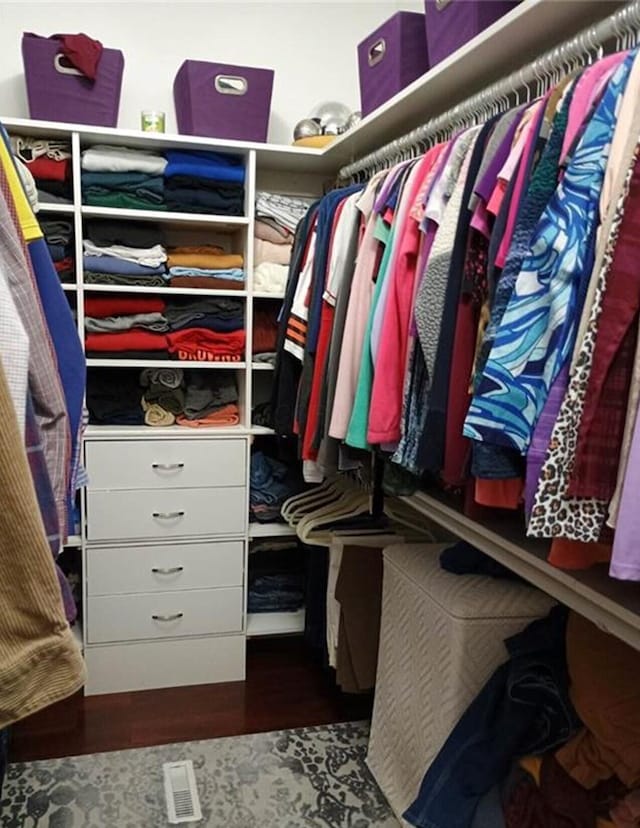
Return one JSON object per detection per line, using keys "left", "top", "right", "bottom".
{"left": 527, "top": 149, "right": 638, "bottom": 543}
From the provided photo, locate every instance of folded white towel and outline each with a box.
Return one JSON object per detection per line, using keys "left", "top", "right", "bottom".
{"left": 253, "top": 262, "right": 289, "bottom": 295}
{"left": 83, "top": 239, "right": 167, "bottom": 268}
{"left": 81, "top": 144, "right": 167, "bottom": 175}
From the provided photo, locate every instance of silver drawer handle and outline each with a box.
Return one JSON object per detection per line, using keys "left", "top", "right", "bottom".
{"left": 152, "top": 462, "right": 185, "bottom": 470}
{"left": 151, "top": 566, "right": 184, "bottom": 575}
{"left": 152, "top": 510, "right": 185, "bottom": 519}
{"left": 152, "top": 612, "right": 183, "bottom": 622}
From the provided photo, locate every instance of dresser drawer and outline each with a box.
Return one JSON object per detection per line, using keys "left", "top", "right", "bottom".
{"left": 87, "top": 587, "right": 243, "bottom": 644}
{"left": 85, "top": 438, "right": 246, "bottom": 490}
{"left": 86, "top": 487, "right": 246, "bottom": 541}
{"left": 87, "top": 541, "right": 244, "bottom": 596}
{"left": 84, "top": 634, "right": 245, "bottom": 695}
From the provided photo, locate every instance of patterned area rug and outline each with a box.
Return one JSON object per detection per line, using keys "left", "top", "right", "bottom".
{"left": 0, "top": 721, "right": 399, "bottom": 827}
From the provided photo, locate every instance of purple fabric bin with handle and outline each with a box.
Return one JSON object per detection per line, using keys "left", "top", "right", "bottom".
{"left": 358, "top": 12, "right": 429, "bottom": 118}
{"left": 174, "top": 60, "right": 274, "bottom": 143}
{"left": 424, "top": 0, "right": 519, "bottom": 67}
{"left": 22, "top": 33, "right": 124, "bottom": 127}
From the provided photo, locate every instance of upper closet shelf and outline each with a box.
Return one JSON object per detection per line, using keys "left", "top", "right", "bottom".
{"left": 2, "top": 0, "right": 623, "bottom": 178}
{"left": 80, "top": 206, "right": 249, "bottom": 230}
{"left": 403, "top": 492, "right": 640, "bottom": 652}
{"left": 2, "top": 116, "right": 323, "bottom": 174}
{"left": 323, "top": 0, "right": 625, "bottom": 169}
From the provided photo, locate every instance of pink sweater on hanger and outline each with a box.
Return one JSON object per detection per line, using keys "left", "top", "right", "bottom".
{"left": 367, "top": 145, "right": 447, "bottom": 445}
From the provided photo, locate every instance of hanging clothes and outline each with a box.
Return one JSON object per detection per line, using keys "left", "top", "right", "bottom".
{"left": 270, "top": 45, "right": 640, "bottom": 581}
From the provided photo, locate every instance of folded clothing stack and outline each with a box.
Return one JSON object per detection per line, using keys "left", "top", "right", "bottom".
{"left": 11, "top": 135, "right": 73, "bottom": 203}
{"left": 252, "top": 305, "right": 279, "bottom": 366}
{"left": 40, "top": 218, "right": 74, "bottom": 283}
{"left": 87, "top": 367, "right": 240, "bottom": 427}
{"left": 84, "top": 294, "right": 246, "bottom": 362}
{"left": 253, "top": 191, "right": 313, "bottom": 294}
{"left": 81, "top": 145, "right": 167, "bottom": 210}
{"left": 85, "top": 295, "right": 169, "bottom": 359}
{"left": 164, "top": 150, "right": 245, "bottom": 215}
{"left": 87, "top": 368, "right": 144, "bottom": 425}
{"left": 83, "top": 219, "right": 168, "bottom": 287}
{"left": 250, "top": 450, "right": 302, "bottom": 523}
{"left": 248, "top": 543, "right": 305, "bottom": 614}
{"left": 167, "top": 244, "right": 244, "bottom": 290}
{"left": 176, "top": 370, "right": 240, "bottom": 427}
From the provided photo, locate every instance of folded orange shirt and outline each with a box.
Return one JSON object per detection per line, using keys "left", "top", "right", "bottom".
{"left": 177, "top": 404, "right": 240, "bottom": 427}
{"left": 167, "top": 248, "right": 244, "bottom": 270}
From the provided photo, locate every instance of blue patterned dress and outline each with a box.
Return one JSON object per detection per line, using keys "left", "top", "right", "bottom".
{"left": 464, "top": 49, "right": 636, "bottom": 454}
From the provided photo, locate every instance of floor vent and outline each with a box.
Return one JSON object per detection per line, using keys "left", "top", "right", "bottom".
{"left": 163, "top": 760, "right": 202, "bottom": 824}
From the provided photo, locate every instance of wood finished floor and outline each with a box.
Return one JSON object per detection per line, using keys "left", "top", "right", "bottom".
{"left": 10, "top": 638, "right": 373, "bottom": 762}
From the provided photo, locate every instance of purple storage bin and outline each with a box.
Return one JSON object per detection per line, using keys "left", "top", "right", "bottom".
{"left": 21, "top": 33, "right": 124, "bottom": 127}
{"left": 174, "top": 60, "right": 274, "bottom": 143}
{"left": 358, "top": 12, "right": 429, "bottom": 118}
{"left": 424, "top": 0, "right": 519, "bottom": 67}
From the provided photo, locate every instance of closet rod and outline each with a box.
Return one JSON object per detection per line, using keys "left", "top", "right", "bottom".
{"left": 338, "top": 0, "right": 640, "bottom": 181}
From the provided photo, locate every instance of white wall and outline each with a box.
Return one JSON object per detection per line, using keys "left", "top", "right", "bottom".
{"left": 0, "top": 1, "right": 423, "bottom": 144}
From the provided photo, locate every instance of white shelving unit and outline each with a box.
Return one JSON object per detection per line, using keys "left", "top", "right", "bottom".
{"left": 249, "top": 523, "right": 297, "bottom": 540}
{"left": 5, "top": 0, "right": 635, "bottom": 693}
{"left": 247, "top": 609, "right": 305, "bottom": 638}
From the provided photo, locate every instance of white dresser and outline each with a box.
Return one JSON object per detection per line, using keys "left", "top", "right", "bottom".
{"left": 83, "top": 432, "right": 249, "bottom": 694}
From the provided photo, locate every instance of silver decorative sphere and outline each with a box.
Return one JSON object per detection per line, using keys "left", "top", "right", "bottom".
{"left": 293, "top": 118, "right": 322, "bottom": 141}
{"left": 308, "top": 101, "right": 353, "bottom": 133}
{"left": 347, "top": 111, "right": 362, "bottom": 130}
{"left": 322, "top": 118, "right": 345, "bottom": 136}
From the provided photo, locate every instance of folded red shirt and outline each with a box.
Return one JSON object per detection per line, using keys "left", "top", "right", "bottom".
{"left": 29, "top": 156, "right": 70, "bottom": 182}
{"left": 85, "top": 330, "right": 168, "bottom": 352}
{"left": 167, "top": 328, "right": 245, "bottom": 362}
{"left": 85, "top": 296, "right": 166, "bottom": 318}
{"left": 54, "top": 257, "right": 74, "bottom": 273}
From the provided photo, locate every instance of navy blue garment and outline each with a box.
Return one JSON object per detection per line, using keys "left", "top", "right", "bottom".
{"left": 164, "top": 149, "right": 245, "bottom": 184}
{"left": 404, "top": 606, "right": 580, "bottom": 828}
{"left": 440, "top": 541, "right": 522, "bottom": 582}
{"left": 418, "top": 120, "right": 495, "bottom": 474}
{"left": 305, "top": 185, "right": 363, "bottom": 354}
{"left": 271, "top": 203, "right": 320, "bottom": 438}
{"left": 295, "top": 185, "right": 362, "bottom": 442}
{"left": 28, "top": 237, "right": 86, "bottom": 527}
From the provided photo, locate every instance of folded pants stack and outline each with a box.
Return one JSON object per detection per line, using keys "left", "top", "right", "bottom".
{"left": 84, "top": 295, "right": 246, "bottom": 362}
{"left": 11, "top": 135, "right": 73, "bottom": 202}
{"left": 81, "top": 144, "right": 167, "bottom": 210}
{"left": 87, "top": 367, "right": 240, "bottom": 428}
{"left": 40, "top": 218, "right": 74, "bottom": 283}
{"left": 250, "top": 451, "right": 302, "bottom": 523}
{"left": 83, "top": 219, "right": 168, "bottom": 287}
{"left": 253, "top": 191, "right": 313, "bottom": 293}
{"left": 167, "top": 245, "right": 245, "bottom": 291}
{"left": 164, "top": 149, "right": 245, "bottom": 215}
{"left": 248, "top": 544, "right": 305, "bottom": 614}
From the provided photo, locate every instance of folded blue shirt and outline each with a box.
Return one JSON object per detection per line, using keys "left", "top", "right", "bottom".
{"left": 168, "top": 266, "right": 245, "bottom": 280}
{"left": 83, "top": 255, "right": 168, "bottom": 276}
{"left": 164, "top": 150, "right": 245, "bottom": 185}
